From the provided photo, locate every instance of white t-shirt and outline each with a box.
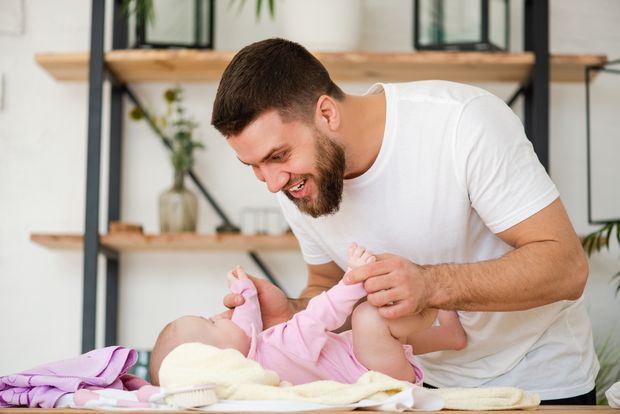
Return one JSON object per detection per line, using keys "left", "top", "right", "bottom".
{"left": 277, "top": 81, "right": 598, "bottom": 400}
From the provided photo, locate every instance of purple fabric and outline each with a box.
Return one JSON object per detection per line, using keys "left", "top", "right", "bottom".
{"left": 0, "top": 346, "right": 145, "bottom": 408}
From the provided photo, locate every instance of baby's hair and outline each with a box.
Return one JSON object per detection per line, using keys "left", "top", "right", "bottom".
{"left": 150, "top": 316, "right": 211, "bottom": 385}
{"left": 149, "top": 320, "right": 176, "bottom": 385}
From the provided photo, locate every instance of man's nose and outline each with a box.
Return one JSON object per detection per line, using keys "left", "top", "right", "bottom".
{"left": 260, "top": 167, "right": 289, "bottom": 193}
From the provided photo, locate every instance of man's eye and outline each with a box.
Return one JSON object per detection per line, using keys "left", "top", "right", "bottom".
{"left": 271, "top": 152, "right": 287, "bottom": 161}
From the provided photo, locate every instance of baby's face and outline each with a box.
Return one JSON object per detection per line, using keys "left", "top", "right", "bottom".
{"left": 196, "top": 314, "right": 251, "bottom": 355}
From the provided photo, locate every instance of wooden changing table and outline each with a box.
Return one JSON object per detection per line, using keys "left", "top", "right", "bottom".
{"left": 0, "top": 405, "right": 616, "bottom": 414}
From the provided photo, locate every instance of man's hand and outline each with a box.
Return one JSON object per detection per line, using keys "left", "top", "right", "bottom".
{"left": 344, "top": 253, "right": 431, "bottom": 320}
{"left": 223, "top": 273, "right": 294, "bottom": 328}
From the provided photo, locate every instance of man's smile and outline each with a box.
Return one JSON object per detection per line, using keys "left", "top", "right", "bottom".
{"left": 286, "top": 178, "right": 310, "bottom": 199}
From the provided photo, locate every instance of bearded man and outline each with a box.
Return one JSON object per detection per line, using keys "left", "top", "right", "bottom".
{"left": 210, "top": 38, "right": 598, "bottom": 404}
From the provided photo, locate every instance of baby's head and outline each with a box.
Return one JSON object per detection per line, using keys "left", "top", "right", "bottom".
{"left": 149, "top": 314, "right": 250, "bottom": 385}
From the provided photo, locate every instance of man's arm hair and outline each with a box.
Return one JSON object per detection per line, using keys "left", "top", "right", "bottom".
{"left": 424, "top": 198, "right": 588, "bottom": 311}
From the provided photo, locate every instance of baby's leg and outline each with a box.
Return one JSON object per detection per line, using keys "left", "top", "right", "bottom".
{"left": 383, "top": 308, "right": 436, "bottom": 342}
{"left": 347, "top": 243, "right": 437, "bottom": 342}
{"left": 352, "top": 302, "right": 416, "bottom": 382}
{"left": 406, "top": 310, "right": 467, "bottom": 354}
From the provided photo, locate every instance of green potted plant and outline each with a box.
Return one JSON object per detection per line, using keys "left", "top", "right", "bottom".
{"left": 595, "top": 335, "right": 620, "bottom": 405}
{"left": 130, "top": 87, "right": 204, "bottom": 233}
{"left": 581, "top": 221, "right": 620, "bottom": 403}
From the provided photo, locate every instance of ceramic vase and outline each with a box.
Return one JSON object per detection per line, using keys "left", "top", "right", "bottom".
{"left": 280, "top": 0, "right": 362, "bottom": 51}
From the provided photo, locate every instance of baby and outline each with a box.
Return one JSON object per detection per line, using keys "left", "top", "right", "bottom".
{"left": 149, "top": 244, "right": 466, "bottom": 386}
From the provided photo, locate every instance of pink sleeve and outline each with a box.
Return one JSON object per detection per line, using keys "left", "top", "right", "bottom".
{"left": 299, "top": 279, "right": 367, "bottom": 331}
{"left": 230, "top": 278, "right": 263, "bottom": 338}
{"left": 269, "top": 279, "right": 367, "bottom": 361}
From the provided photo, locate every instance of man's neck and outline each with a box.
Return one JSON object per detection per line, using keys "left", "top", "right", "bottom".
{"left": 338, "top": 91, "right": 386, "bottom": 179}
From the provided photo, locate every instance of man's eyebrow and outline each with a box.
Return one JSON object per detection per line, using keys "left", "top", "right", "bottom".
{"left": 237, "top": 146, "right": 286, "bottom": 166}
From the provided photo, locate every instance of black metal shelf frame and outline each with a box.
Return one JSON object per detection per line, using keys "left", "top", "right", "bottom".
{"left": 81, "top": 0, "right": 550, "bottom": 352}
{"left": 585, "top": 59, "right": 620, "bottom": 225}
{"left": 82, "top": 0, "right": 285, "bottom": 352}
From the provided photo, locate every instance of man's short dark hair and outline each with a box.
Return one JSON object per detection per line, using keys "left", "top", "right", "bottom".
{"left": 211, "top": 38, "right": 344, "bottom": 136}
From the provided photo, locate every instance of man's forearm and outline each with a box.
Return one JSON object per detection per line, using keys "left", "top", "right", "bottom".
{"left": 424, "top": 239, "right": 588, "bottom": 311}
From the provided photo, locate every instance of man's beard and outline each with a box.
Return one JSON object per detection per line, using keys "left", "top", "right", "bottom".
{"left": 284, "top": 132, "right": 345, "bottom": 218}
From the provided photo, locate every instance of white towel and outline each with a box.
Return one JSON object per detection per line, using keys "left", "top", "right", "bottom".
{"left": 607, "top": 381, "right": 620, "bottom": 408}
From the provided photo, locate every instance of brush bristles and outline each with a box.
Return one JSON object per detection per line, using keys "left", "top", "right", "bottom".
{"left": 164, "top": 388, "right": 218, "bottom": 408}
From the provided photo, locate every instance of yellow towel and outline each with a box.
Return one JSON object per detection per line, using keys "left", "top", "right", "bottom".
{"left": 159, "top": 343, "right": 408, "bottom": 404}
{"left": 159, "top": 342, "right": 540, "bottom": 410}
{"left": 430, "top": 387, "right": 540, "bottom": 410}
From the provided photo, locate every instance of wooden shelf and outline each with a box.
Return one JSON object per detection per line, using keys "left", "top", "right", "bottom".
{"left": 31, "top": 232, "right": 300, "bottom": 252}
{"left": 35, "top": 50, "right": 608, "bottom": 83}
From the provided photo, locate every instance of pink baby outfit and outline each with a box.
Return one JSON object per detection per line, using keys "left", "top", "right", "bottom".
{"left": 231, "top": 278, "right": 423, "bottom": 386}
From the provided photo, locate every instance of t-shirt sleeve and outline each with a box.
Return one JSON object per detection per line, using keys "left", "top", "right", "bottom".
{"left": 277, "top": 193, "right": 333, "bottom": 265}
{"left": 453, "top": 94, "right": 559, "bottom": 234}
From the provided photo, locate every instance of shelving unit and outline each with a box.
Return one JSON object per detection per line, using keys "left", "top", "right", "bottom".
{"left": 35, "top": 50, "right": 606, "bottom": 83}
{"left": 34, "top": 0, "right": 607, "bottom": 353}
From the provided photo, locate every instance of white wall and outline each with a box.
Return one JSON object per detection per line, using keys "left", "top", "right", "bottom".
{"left": 0, "top": 0, "right": 619, "bottom": 374}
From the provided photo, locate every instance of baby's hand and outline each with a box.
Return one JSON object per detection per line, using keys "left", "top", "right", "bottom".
{"left": 347, "top": 242, "right": 376, "bottom": 270}
{"left": 227, "top": 265, "right": 250, "bottom": 287}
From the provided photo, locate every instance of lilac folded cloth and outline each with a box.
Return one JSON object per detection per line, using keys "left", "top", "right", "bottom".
{"left": 0, "top": 346, "right": 146, "bottom": 408}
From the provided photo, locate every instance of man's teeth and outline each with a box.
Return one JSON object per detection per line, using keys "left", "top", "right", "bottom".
{"left": 289, "top": 180, "right": 305, "bottom": 192}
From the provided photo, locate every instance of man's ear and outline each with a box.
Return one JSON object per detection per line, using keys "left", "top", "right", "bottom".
{"left": 315, "top": 95, "right": 341, "bottom": 132}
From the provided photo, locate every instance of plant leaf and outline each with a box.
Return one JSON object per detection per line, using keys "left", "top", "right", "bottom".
{"left": 582, "top": 232, "right": 598, "bottom": 256}
{"left": 256, "top": 0, "right": 262, "bottom": 18}
{"left": 595, "top": 225, "right": 606, "bottom": 252}
{"left": 145, "top": 0, "right": 155, "bottom": 27}
{"left": 237, "top": 0, "right": 247, "bottom": 16}
{"left": 591, "top": 228, "right": 602, "bottom": 252}
{"left": 121, "top": 0, "right": 132, "bottom": 17}
{"left": 582, "top": 233, "right": 591, "bottom": 255}
{"left": 604, "top": 222, "right": 614, "bottom": 250}
{"left": 612, "top": 270, "right": 620, "bottom": 298}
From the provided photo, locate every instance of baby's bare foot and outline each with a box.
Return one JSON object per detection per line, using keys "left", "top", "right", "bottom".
{"left": 347, "top": 243, "right": 376, "bottom": 269}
